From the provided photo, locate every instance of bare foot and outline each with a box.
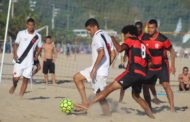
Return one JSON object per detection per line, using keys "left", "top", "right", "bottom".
{"left": 74, "top": 103, "right": 89, "bottom": 111}
{"left": 145, "top": 109, "right": 155, "bottom": 119}
{"left": 52, "top": 81, "right": 57, "bottom": 85}
{"left": 9, "top": 86, "right": 16, "bottom": 94}
{"left": 152, "top": 98, "right": 162, "bottom": 105}
{"left": 170, "top": 108, "right": 175, "bottom": 112}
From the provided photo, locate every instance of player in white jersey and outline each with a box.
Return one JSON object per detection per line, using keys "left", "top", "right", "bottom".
{"left": 9, "top": 18, "right": 42, "bottom": 96}
{"left": 73, "top": 18, "right": 116, "bottom": 115}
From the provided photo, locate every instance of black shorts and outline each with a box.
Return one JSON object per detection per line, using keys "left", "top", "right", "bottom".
{"left": 115, "top": 70, "right": 144, "bottom": 94}
{"left": 43, "top": 59, "right": 55, "bottom": 74}
{"left": 34, "top": 59, "right": 40, "bottom": 66}
{"left": 143, "top": 61, "right": 169, "bottom": 85}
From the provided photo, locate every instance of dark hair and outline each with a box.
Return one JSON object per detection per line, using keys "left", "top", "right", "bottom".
{"left": 135, "top": 21, "right": 143, "bottom": 28}
{"left": 148, "top": 19, "right": 158, "bottom": 27}
{"left": 121, "top": 25, "right": 138, "bottom": 36}
{"left": 183, "top": 66, "right": 189, "bottom": 71}
{"left": 26, "top": 18, "right": 35, "bottom": 24}
{"left": 85, "top": 18, "right": 99, "bottom": 28}
{"left": 46, "top": 35, "right": 52, "bottom": 39}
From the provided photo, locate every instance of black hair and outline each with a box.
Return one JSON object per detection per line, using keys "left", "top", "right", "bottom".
{"left": 183, "top": 66, "right": 189, "bottom": 71}
{"left": 26, "top": 18, "right": 35, "bottom": 24}
{"left": 46, "top": 35, "right": 51, "bottom": 39}
{"left": 85, "top": 18, "right": 99, "bottom": 28}
{"left": 121, "top": 25, "right": 138, "bottom": 37}
{"left": 148, "top": 19, "right": 158, "bottom": 27}
{"left": 135, "top": 21, "right": 143, "bottom": 28}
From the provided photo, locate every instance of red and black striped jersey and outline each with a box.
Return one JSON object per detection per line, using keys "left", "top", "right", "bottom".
{"left": 138, "top": 32, "right": 145, "bottom": 40}
{"left": 142, "top": 32, "right": 172, "bottom": 71}
{"left": 124, "top": 37, "right": 150, "bottom": 77}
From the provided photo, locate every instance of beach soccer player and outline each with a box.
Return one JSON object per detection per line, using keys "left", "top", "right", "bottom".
{"left": 73, "top": 18, "right": 116, "bottom": 115}
{"left": 9, "top": 18, "right": 42, "bottom": 96}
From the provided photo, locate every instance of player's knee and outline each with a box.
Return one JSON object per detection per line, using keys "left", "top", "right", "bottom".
{"left": 161, "top": 82, "right": 170, "bottom": 90}
{"left": 73, "top": 73, "right": 82, "bottom": 83}
{"left": 73, "top": 73, "right": 78, "bottom": 82}
{"left": 37, "top": 65, "right": 41, "bottom": 71}
{"left": 13, "top": 77, "right": 19, "bottom": 87}
{"left": 132, "top": 93, "right": 140, "bottom": 100}
{"left": 13, "top": 77, "right": 19, "bottom": 81}
{"left": 99, "top": 98, "right": 107, "bottom": 104}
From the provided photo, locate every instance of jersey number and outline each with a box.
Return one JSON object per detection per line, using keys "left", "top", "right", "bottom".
{"left": 141, "top": 44, "right": 146, "bottom": 59}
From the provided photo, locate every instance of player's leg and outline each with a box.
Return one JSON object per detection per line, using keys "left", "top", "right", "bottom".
{"left": 150, "top": 85, "right": 162, "bottom": 105}
{"left": 19, "top": 66, "right": 32, "bottom": 96}
{"left": 90, "top": 81, "right": 122, "bottom": 106}
{"left": 131, "top": 85, "right": 155, "bottom": 119}
{"left": 119, "top": 88, "right": 125, "bottom": 103}
{"left": 19, "top": 77, "right": 29, "bottom": 96}
{"left": 96, "top": 89, "right": 110, "bottom": 115}
{"left": 9, "top": 64, "right": 22, "bottom": 94}
{"left": 9, "top": 77, "right": 20, "bottom": 94}
{"left": 143, "top": 84, "right": 152, "bottom": 109}
{"left": 73, "top": 72, "right": 89, "bottom": 105}
{"left": 161, "top": 82, "right": 174, "bottom": 111}
{"left": 143, "top": 73, "right": 157, "bottom": 110}
{"left": 94, "top": 76, "right": 110, "bottom": 115}
{"left": 89, "top": 71, "right": 132, "bottom": 106}
{"left": 159, "top": 62, "right": 175, "bottom": 112}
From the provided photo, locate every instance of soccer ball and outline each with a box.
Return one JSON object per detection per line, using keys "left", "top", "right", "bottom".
{"left": 59, "top": 98, "right": 74, "bottom": 114}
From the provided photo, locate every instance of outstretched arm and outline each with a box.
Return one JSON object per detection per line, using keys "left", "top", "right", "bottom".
{"left": 110, "top": 49, "right": 117, "bottom": 64}
{"left": 112, "top": 39, "right": 128, "bottom": 53}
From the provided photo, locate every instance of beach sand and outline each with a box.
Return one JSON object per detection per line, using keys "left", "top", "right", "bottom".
{"left": 0, "top": 54, "right": 189, "bottom": 122}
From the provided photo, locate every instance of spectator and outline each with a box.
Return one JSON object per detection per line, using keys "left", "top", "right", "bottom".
{"left": 178, "top": 66, "right": 190, "bottom": 91}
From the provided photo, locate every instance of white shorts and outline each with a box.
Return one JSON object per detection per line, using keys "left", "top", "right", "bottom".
{"left": 80, "top": 67, "right": 108, "bottom": 94}
{"left": 13, "top": 63, "right": 33, "bottom": 79}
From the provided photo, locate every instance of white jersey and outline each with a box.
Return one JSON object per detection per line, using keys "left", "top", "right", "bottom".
{"left": 91, "top": 29, "right": 114, "bottom": 76}
{"left": 15, "top": 29, "right": 42, "bottom": 68}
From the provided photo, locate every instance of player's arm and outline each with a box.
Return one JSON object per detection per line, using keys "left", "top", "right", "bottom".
{"left": 164, "top": 38, "right": 176, "bottom": 75}
{"left": 13, "top": 43, "right": 18, "bottom": 61}
{"left": 35, "top": 47, "right": 42, "bottom": 59}
{"left": 123, "top": 51, "right": 128, "bottom": 63}
{"left": 35, "top": 36, "right": 43, "bottom": 60}
{"left": 13, "top": 32, "right": 21, "bottom": 61}
{"left": 146, "top": 48, "right": 153, "bottom": 67}
{"left": 169, "top": 47, "right": 176, "bottom": 75}
{"left": 90, "top": 48, "right": 105, "bottom": 79}
{"left": 110, "top": 49, "right": 116, "bottom": 64}
{"left": 112, "top": 39, "right": 128, "bottom": 53}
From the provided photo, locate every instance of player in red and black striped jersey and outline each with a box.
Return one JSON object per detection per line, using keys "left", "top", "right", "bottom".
{"left": 77, "top": 25, "right": 155, "bottom": 118}
{"left": 119, "top": 21, "right": 162, "bottom": 104}
{"left": 136, "top": 21, "right": 163, "bottom": 106}
{"left": 142, "top": 19, "right": 176, "bottom": 112}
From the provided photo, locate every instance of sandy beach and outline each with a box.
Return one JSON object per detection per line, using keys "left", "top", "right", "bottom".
{"left": 0, "top": 54, "right": 190, "bottom": 122}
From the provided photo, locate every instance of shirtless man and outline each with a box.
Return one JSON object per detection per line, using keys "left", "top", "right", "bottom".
{"left": 179, "top": 67, "right": 190, "bottom": 91}
{"left": 42, "top": 36, "right": 57, "bottom": 84}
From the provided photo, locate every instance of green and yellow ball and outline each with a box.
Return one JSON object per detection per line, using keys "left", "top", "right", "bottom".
{"left": 59, "top": 98, "right": 74, "bottom": 114}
